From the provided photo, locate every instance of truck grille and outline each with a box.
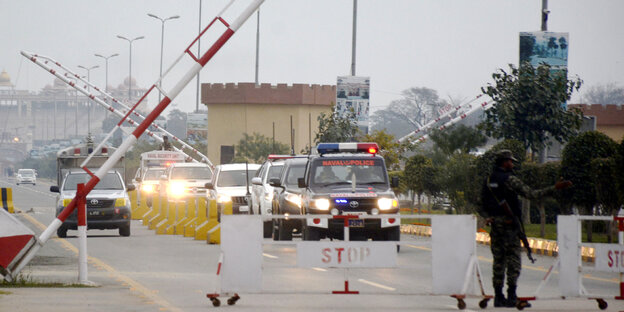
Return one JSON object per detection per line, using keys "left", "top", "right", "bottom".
{"left": 87, "top": 199, "right": 115, "bottom": 209}
{"left": 232, "top": 196, "right": 248, "bottom": 205}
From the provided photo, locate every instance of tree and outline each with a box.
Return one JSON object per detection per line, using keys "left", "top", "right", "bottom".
{"left": 360, "top": 129, "right": 412, "bottom": 170}
{"left": 429, "top": 124, "right": 487, "bottom": 157}
{"left": 234, "top": 132, "right": 290, "bottom": 163}
{"left": 581, "top": 83, "right": 624, "bottom": 104}
{"left": 404, "top": 154, "right": 438, "bottom": 213}
{"left": 560, "top": 131, "right": 618, "bottom": 241}
{"left": 314, "top": 108, "right": 360, "bottom": 144}
{"left": 370, "top": 87, "right": 448, "bottom": 138}
{"left": 591, "top": 157, "right": 622, "bottom": 242}
{"left": 480, "top": 62, "right": 583, "bottom": 156}
{"left": 439, "top": 153, "right": 478, "bottom": 214}
{"left": 517, "top": 161, "right": 560, "bottom": 237}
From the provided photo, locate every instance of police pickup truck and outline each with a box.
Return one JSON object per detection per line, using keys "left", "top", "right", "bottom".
{"left": 298, "top": 143, "right": 400, "bottom": 243}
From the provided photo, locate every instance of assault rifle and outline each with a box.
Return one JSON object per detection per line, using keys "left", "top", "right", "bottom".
{"left": 499, "top": 201, "right": 536, "bottom": 264}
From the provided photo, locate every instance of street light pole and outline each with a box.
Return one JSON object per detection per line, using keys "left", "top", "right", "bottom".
{"left": 95, "top": 53, "right": 119, "bottom": 118}
{"left": 77, "top": 65, "right": 99, "bottom": 134}
{"left": 148, "top": 13, "right": 179, "bottom": 103}
{"left": 117, "top": 35, "right": 145, "bottom": 103}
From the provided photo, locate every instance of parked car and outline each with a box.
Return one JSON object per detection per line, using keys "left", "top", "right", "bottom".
{"left": 270, "top": 157, "right": 308, "bottom": 240}
{"left": 207, "top": 163, "right": 260, "bottom": 214}
{"left": 16, "top": 169, "right": 36, "bottom": 185}
{"left": 51, "top": 170, "right": 135, "bottom": 237}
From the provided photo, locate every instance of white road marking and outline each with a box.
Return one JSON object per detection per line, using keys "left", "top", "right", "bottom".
{"left": 357, "top": 278, "right": 396, "bottom": 291}
{"left": 263, "top": 253, "right": 278, "bottom": 259}
{"left": 312, "top": 267, "right": 327, "bottom": 272}
{"left": 446, "top": 305, "right": 477, "bottom": 312}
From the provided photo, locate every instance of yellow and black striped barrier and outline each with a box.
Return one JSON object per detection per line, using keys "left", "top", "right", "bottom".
{"left": 1, "top": 188, "right": 15, "bottom": 213}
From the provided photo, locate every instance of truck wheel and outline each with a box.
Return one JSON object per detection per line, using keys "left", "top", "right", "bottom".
{"left": 263, "top": 221, "right": 272, "bottom": 238}
{"left": 278, "top": 220, "right": 293, "bottom": 241}
{"left": 303, "top": 225, "right": 320, "bottom": 241}
{"left": 386, "top": 227, "right": 400, "bottom": 252}
{"left": 57, "top": 226, "right": 68, "bottom": 238}
{"left": 119, "top": 224, "right": 131, "bottom": 237}
{"left": 272, "top": 219, "right": 280, "bottom": 241}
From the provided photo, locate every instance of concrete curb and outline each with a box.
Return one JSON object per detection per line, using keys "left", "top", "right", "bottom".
{"left": 400, "top": 224, "right": 596, "bottom": 262}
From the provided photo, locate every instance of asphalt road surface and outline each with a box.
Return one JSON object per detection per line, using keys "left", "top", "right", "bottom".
{"left": 1, "top": 177, "right": 622, "bottom": 311}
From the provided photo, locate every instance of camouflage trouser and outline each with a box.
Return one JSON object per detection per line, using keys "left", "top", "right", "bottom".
{"left": 490, "top": 217, "right": 521, "bottom": 289}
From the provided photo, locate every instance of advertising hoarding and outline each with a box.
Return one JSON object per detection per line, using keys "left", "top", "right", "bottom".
{"left": 336, "top": 76, "right": 370, "bottom": 133}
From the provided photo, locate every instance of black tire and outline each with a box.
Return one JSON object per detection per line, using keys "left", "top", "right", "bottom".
{"left": 278, "top": 220, "right": 293, "bottom": 241}
{"left": 263, "top": 221, "right": 272, "bottom": 238}
{"left": 119, "top": 224, "right": 131, "bottom": 237}
{"left": 386, "top": 227, "right": 400, "bottom": 252}
{"left": 303, "top": 225, "right": 321, "bottom": 241}
{"left": 57, "top": 226, "right": 68, "bottom": 238}
{"left": 272, "top": 219, "right": 279, "bottom": 241}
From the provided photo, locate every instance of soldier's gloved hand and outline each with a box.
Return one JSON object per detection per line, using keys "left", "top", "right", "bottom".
{"left": 555, "top": 179, "right": 573, "bottom": 190}
{"left": 485, "top": 217, "right": 494, "bottom": 226}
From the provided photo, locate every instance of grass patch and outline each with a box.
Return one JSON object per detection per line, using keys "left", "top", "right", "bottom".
{"left": 0, "top": 273, "right": 95, "bottom": 288}
{"left": 482, "top": 223, "right": 612, "bottom": 243}
{"left": 0, "top": 290, "right": 11, "bottom": 295}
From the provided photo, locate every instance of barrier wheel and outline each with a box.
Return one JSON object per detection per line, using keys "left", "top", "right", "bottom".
{"left": 457, "top": 298, "right": 466, "bottom": 310}
{"left": 227, "top": 294, "right": 240, "bottom": 306}
{"left": 478, "top": 298, "right": 489, "bottom": 309}
{"left": 210, "top": 297, "right": 221, "bottom": 307}
{"left": 596, "top": 299, "right": 607, "bottom": 310}
{"left": 516, "top": 300, "right": 529, "bottom": 310}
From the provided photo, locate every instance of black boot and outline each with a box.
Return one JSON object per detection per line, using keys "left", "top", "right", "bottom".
{"left": 494, "top": 286, "right": 506, "bottom": 307}
{"left": 506, "top": 286, "right": 517, "bottom": 308}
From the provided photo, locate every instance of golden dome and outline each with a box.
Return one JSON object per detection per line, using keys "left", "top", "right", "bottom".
{"left": 0, "top": 69, "right": 13, "bottom": 87}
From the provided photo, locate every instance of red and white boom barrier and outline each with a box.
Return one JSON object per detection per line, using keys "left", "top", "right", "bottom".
{"left": 5, "top": 0, "right": 264, "bottom": 282}
{"left": 0, "top": 207, "right": 36, "bottom": 281}
{"left": 20, "top": 51, "right": 212, "bottom": 167}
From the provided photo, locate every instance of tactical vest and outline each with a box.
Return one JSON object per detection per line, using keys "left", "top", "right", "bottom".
{"left": 481, "top": 167, "right": 521, "bottom": 218}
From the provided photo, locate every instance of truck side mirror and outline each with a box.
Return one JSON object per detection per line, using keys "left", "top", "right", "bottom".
{"left": 135, "top": 177, "right": 142, "bottom": 182}
{"left": 391, "top": 176, "right": 399, "bottom": 188}
{"left": 205, "top": 182, "right": 214, "bottom": 190}
{"left": 251, "top": 177, "right": 262, "bottom": 185}
{"left": 126, "top": 184, "right": 136, "bottom": 192}
{"left": 269, "top": 178, "right": 282, "bottom": 188}
{"left": 298, "top": 177, "right": 306, "bottom": 188}
{"left": 50, "top": 186, "right": 59, "bottom": 193}
{"left": 160, "top": 175, "right": 167, "bottom": 180}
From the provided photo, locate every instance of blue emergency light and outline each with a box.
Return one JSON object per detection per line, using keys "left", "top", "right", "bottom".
{"left": 316, "top": 142, "right": 379, "bottom": 155}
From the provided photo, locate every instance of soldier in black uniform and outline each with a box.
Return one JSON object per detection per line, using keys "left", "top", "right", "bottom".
{"left": 481, "top": 150, "right": 571, "bottom": 307}
{"left": 160, "top": 135, "right": 173, "bottom": 151}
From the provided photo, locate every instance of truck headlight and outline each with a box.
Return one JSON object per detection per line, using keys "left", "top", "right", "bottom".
{"left": 217, "top": 194, "right": 232, "bottom": 204}
{"left": 285, "top": 193, "right": 302, "bottom": 208}
{"left": 264, "top": 191, "right": 274, "bottom": 201}
{"left": 169, "top": 182, "right": 186, "bottom": 197}
{"left": 378, "top": 198, "right": 398, "bottom": 211}
{"left": 141, "top": 184, "right": 154, "bottom": 193}
{"left": 314, "top": 198, "right": 330, "bottom": 210}
{"left": 62, "top": 198, "right": 72, "bottom": 207}
{"left": 115, "top": 198, "right": 126, "bottom": 207}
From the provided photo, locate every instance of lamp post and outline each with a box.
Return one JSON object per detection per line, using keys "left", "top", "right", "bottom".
{"left": 116, "top": 35, "right": 145, "bottom": 103}
{"left": 147, "top": 13, "right": 179, "bottom": 103}
{"left": 95, "top": 53, "right": 119, "bottom": 117}
{"left": 77, "top": 65, "right": 99, "bottom": 134}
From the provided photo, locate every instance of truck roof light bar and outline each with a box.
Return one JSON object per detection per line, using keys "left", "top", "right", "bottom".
{"left": 316, "top": 143, "right": 379, "bottom": 155}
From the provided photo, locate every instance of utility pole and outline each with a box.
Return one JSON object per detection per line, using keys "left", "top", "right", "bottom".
{"left": 255, "top": 9, "right": 260, "bottom": 85}
{"left": 541, "top": 0, "right": 549, "bottom": 31}
{"left": 350, "top": 0, "right": 357, "bottom": 76}
{"left": 196, "top": 0, "right": 202, "bottom": 112}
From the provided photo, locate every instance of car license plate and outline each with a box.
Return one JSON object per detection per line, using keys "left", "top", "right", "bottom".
{"left": 348, "top": 219, "right": 364, "bottom": 228}
{"left": 239, "top": 205, "right": 249, "bottom": 212}
{"left": 88, "top": 211, "right": 100, "bottom": 216}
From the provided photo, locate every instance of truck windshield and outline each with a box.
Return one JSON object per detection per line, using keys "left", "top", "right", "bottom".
{"left": 144, "top": 169, "right": 165, "bottom": 181}
{"left": 171, "top": 167, "right": 212, "bottom": 180}
{"left": 63, "top": 173, "right": 123, "bottom": 190}
{"left": 311, "top": 158, "right": 387, "bottom": 186}
{"left": 285, "top": 165, "right": 305, "bottom": 188}
{"left": 217, "top": 170, "right": 257, "bottom": 187}
{"left": 267, "top": 165, "right": 283, "bottom": 181}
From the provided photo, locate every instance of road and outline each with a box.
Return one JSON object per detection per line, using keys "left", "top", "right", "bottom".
{"left": 1, "top": 177, "right": 622, "bottom": 311}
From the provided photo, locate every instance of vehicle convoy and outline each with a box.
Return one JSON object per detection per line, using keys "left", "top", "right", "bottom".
{"left": 206, "top": 163, "right": 260, "bottom": 215}
{"left": 51, "top": 137, "right": 134, "bottom": 237}
{"left": 297, "top": 143, "right": 400, "bottom": 243}
{"left": 51, "top": 170, "right": 134, "bottom": 237}
{"left": 251, "top": 156, "right": 291, "bottom": 237}
{"left": 269, "top": 157, "right": 308, "bottom": 240}
{"left": 161, "top": 162, "right": 213, "bottom": 200}
{"left": 134, "top": 150, "right": 187, "bottom": 206}
{"left": 16, "top": 169, "right": 36, "bottom": 185}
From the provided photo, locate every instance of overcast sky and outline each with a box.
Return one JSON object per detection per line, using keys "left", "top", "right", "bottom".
{"left": 1, "top": 0, "right": 623, "bottom": 115}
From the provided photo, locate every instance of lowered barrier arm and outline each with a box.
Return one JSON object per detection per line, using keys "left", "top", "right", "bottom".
{"left": 5, "top": 0, "right": 264, "bottom": 282}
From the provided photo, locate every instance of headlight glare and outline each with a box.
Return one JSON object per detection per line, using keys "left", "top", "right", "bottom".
{"left": 378, "top": 198, "right": 393, "bottom": 210}
{"left": 217, "top": 194, "right": 232, "bottom": 203}
{"left": 169, "top": 182, "right": 186, "bottom": 197}
{"left": 314, "top": 198, "right": 330, "bottom": 210}
{"left": 141, "top": 184, "right": 154, "bottom": 193}
{"left": 285, "top": 193, "right": 302, "bottom": 208}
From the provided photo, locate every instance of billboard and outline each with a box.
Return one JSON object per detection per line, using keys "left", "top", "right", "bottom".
{"left": 187, "top": 113, "right": 207, "bottom": 144}
{"left": 336, "top": 76, "right": 370, "bottom": 133}
{"left": 520, "top": 31, "right": 568, "bottom": 71}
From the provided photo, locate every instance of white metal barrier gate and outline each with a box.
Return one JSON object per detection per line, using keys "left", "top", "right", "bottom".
{"left": 209, "top": 214, "right": 489, "bottom": 309}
